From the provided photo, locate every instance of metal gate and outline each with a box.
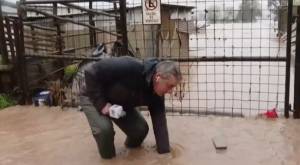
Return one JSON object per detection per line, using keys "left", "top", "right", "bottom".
{"left": 125, "top": 0, "right": 291, "bottom": 117}
{"left": 0, "top": 0, "right": 296, "bottom": 117}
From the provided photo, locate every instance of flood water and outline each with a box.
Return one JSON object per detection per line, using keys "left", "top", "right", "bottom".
{"left": 1, "top": 106, "right": 300, "bottom": 165}
{"left": 166, "top": 21, "right": 291, "bottom": 117}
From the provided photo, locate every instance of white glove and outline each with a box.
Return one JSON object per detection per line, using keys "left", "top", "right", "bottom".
{"left": 109, "top": 104, "right": 126, "bottom": 119}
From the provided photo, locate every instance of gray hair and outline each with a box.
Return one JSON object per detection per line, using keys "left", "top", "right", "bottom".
{"left": 156, "top": 60, "right": 182, "bottom": 81}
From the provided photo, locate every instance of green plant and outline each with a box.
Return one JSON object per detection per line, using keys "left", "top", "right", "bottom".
{"left": 64, "top": 63, "right": 79, "bottom": 80}
{"left": 0, "top": 94, "right": 16, "bottom": 110}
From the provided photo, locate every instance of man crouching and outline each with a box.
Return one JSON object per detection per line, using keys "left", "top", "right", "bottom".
{"left": 79, "top": 56, "right": 182, "bottom": 159}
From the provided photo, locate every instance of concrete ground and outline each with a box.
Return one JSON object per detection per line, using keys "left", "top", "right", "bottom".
{"left": 0, "top": 106, "right": 300, "bottom": 165}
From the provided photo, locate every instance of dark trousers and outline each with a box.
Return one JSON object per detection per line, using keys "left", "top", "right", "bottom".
{"left": 79, "top": 96, "right": 149, "bottom": 159}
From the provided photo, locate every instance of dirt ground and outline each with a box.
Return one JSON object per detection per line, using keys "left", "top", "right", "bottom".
{"left": 1, "top": 106, "right": 300, "bottom": 165}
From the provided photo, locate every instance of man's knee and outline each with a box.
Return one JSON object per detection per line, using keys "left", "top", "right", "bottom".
{"left": 91, "top": 120, "right": 115, "bottom": 149}
{"left": 125, "top": 123, "right": 148, "bottom": 148}
{"left": 138, "top": 122, "right": 149, "bottom": 138}
{"left": 128, "top": 122, "right": 149, "bottom": 140}
{"left": 92, "top": 126, "right": 115, "bottom": 140}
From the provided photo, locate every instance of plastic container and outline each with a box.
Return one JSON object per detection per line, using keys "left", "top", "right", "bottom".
{"left": 32, "top": 90, "right": 52, "bottom": 106}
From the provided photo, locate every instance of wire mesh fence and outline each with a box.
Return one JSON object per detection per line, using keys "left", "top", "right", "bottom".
{"left": 1, "top": 0, "right": 291, "bottom": 117}
{"left": 124, "top": 0, "right": 288, "bottom": 117}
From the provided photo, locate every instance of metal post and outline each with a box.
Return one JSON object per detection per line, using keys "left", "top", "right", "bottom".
{"left": 0, "top": 1, "right": 9, "bottom": 64}
{"left": 156, "top": 25, "right": 161, "bottom": 57}
{"left": 285, "top": 0, "right": 293, "bottom": 118}
{"left": 113, "top": 2, "right": 119, "bottom": 30}
{"left": 53, "top": 3, "right": 63, "bottom": 54}
{"left": 16, "top": 1, "right": 29, "bottom": 104}
{"left": 294, "top": 7, "right": 300, "bottom": 118}
{"left": 119, "top": 0, "right": 128, "bottom": 54}
{"left": 89, "top": 1, "right": 96, "bottom": 47}
{"left": 13, "top": 20, "right": 22, "bottom": 95}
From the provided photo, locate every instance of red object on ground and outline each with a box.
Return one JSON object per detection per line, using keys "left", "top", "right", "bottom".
{"left": 263, "top": 108, "right": 278, "bottom": 118}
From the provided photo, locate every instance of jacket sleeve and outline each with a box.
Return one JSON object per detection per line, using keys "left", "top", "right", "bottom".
{"left": 148, "top": 96, "right": 170, "bottom": 154}
{"left": 84, "top": 69, "right": 107, "bottom": 111}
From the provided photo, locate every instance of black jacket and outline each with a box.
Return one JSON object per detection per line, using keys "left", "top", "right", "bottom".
{"left": 83, "top": 56, "right": 170, "bottom": 154}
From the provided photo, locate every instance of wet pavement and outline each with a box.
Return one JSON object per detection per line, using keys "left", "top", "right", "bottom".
{"left": 0, "top": 106, "right": 300, "bottom": 165}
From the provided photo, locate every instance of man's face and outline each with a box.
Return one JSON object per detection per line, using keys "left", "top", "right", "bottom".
{"left": 153, "top": 74, "right": 179, "bottom": 96}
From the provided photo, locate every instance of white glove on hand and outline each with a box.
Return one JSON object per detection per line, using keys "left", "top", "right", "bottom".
{"left": 109, "top": 104, "right": 126, "bottom": 119}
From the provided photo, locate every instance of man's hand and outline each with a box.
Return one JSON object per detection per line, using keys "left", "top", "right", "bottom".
{"left": 101, "top": 103, "right": 111, "bottom": 115}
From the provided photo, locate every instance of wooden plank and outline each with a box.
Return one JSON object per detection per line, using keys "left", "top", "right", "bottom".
{"left": 24, "top": 34, "right": 56, "bottom": 43}
{"left": 62, "top": 32, "right": 90, "bottom": 38}
{"left": 25, "top": 41, "right": 55, "bottom": 48}
{"left": 22, "top": 0, "right": 118, "bottom": 4}
{"left": 24, "top": 30, "right": 55, "bottom": 37}
{"left": 25, "top": 46, "right": 55, "bottom": 52}
{"left": 61, "top": 2, "right": 119, "bottom": 18}
{"left": 23, "top": 22, "right": 59, "bottom": 32}
{"left": 50, "top": 48, "right": 75, "bottom": 55}
{"left": 21, "top": 5, "right": 121, "bottom": 37}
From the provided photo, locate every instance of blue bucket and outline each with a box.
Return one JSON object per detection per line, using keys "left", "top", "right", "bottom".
{"left": 32, "top": 90, "right": 52, "bottom": 106}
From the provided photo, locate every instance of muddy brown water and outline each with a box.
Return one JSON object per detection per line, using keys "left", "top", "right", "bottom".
{"left": 0, "top": 106, "right": 300, "bottom": 165}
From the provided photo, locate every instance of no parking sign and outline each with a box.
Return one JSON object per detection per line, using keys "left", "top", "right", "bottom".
{"left": 142, "top": 0, "right": 161, "bottom": 24}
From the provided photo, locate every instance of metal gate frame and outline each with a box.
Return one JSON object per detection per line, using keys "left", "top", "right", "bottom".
{"left": 1, "top": 0, "right": 298, "bottom": 118}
